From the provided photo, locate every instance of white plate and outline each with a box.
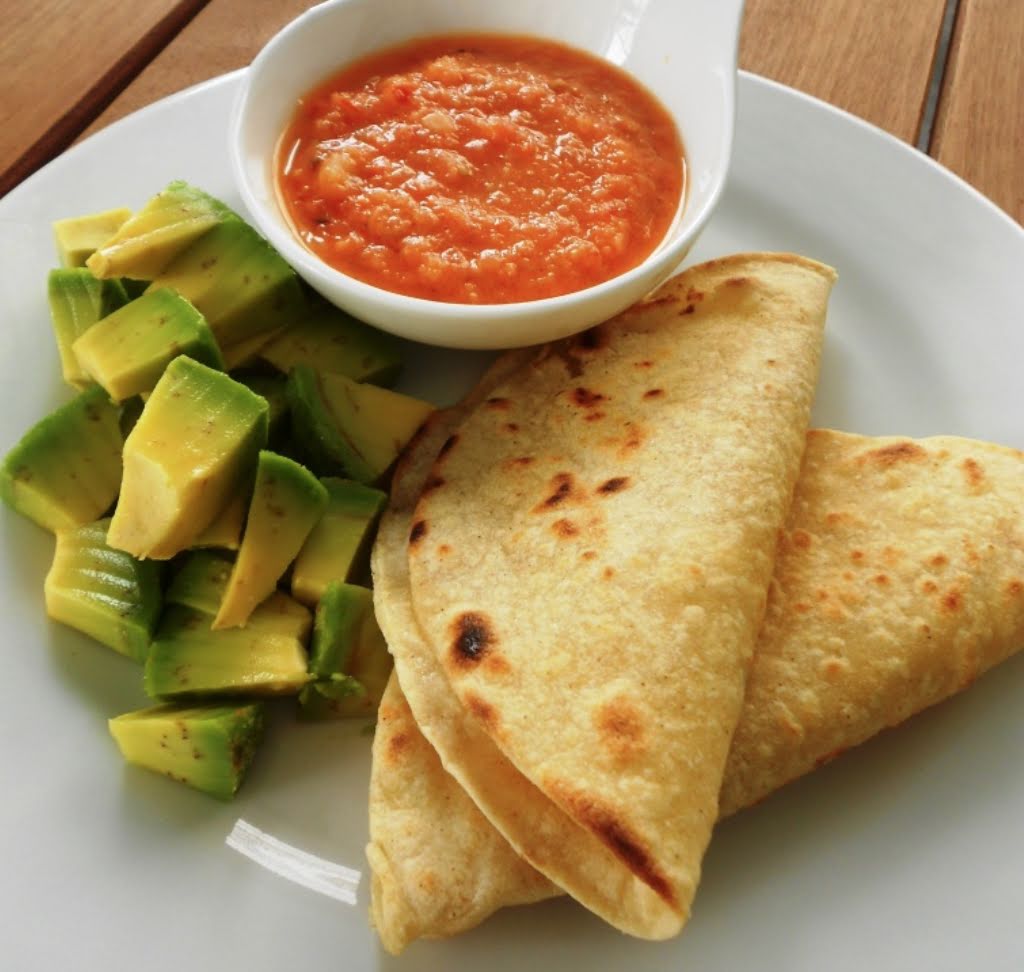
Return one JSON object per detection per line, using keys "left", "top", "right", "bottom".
{"left": 2, "top": 71, "right": 1022, "bottom": 971}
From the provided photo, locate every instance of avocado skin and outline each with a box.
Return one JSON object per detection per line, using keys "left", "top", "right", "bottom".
{"left": 0, "top": 385, "right": 123, "bottom": 533}
{"left": 45, "top": 518, "right": 161, "bottom": 662}
{"left": 299, "top": 582, "right": 392, "bottom": 720}
{"left": 47, "top": 268, "right": 130, "bottom": 387}
{"left": 261, "top": 302, "right": 403, "bottom": 387}
{"left": 108, "top": 702, "right": 265, "bottom": 800}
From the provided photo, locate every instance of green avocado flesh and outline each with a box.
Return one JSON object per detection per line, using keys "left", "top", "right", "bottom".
{"left": 1, "top": 385, "right": 123, "bottom": 532}
{"left": 145, "top": 215, "right": 306, "bottom": 353}
{"left": 287, "top": 365, "right": 434, "bottom": 483}
{"left": 53, "top": 207, "right": 132, "bottom": 269}
{"left": 107, "top": 356, "right": 268, "bottom": 560}
{"left": 213, "top": 452, "right": 328, "bottom": 629}
{"left": 108, "top": 702, "right": 265, "bottom": 800}
{"left": 299, "top": 581, "right": 392, "bottom": 720}
{"left": 47, "top": 268, "right": 130, "bottom": 387}
{"left": 190, "top": 490, "right": 248, "bottom": 551}
{"left": 86, "top": 182, "right": 233, "bottom": 281}
{"left": 72, "top": 288, "right": 224, "bottom": 402}
{"left": 235, "top": 374, "right": 289, "bottom": 442}
{"left": 291, "top": 478, "right": 385, "bottom": 606}
{"left": 260, "top": 303, "right": 403, "bottom": 386}
{"left": 45, "top": 518, "right": 161, "bottom": 662}
{"left": 145, "top": 604, "right": 311, "bottom": 699}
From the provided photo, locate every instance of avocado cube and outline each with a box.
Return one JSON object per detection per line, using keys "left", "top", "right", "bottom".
{"left": 72, "top": 288, "right": 224, "bottom": 402}
{"left": 213, "top": 452, "right": 328, "bottom": 629}
{"left": 145, "top": 215, "right": 306, "bottom": 353}
{"left": 291, "top": 478, "right": 385, "bottom": 606}
{"left": 260, "top": 303, "right": 403, "bottom": 386}
{"left": 53, "top": 207, "right": 132, "bottom": 268}
{"left": 299, "top": 582, "right": 392, "bottom": 720}
{"left": 165, "top": 550, "right": 234, "bottom": 614}
{"left": 287, "top": 365, "right": 434, "bottom": 483}
{"left": 1, "top": 385, "right": 123, "bottom": 532}
{"left": 45, "top": 518, "right": 161, "bottom": 662}
{"left": 107, "top": 356, "right": 268, "bottom": 560}
{"left": 234, "top": 374, "right": 289, "bottom": 442}
{"left": 221, "top": 328, "right": 283, "bottom": 372}
{"left": 190, "top": 490, "right": 248, "bottom": 552}
{"left": 47, "top": 268, "right": 130, "bottom": 387}
{"left": 86, "top": 181, "right": 233, "bottom": 281}
{"left": 108, "top": 702, "right": 265, "bottom": 800}
{"left": 145, "top": 603, "right": 311, "bottom": 699}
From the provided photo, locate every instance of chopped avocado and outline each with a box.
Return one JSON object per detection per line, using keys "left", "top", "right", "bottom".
{"left": 72, "top": 288, "right": 224, "bottom": 402}
{"left": 53, "top": 207, "right": 132, "bottom": 268}
{"left": 287, "top": 365, "right": 434, "bottom": 483}
{"left": 191, "top": 490, "right": 249, "bottom": 551}
{"left": 145, "top": 214, "right": 306, "bottom": 353}
{"left": 166, "top": 550, "right": 235, "bottom": 614}
{"left": 0, "top": 385, "right": 122, "bottom": 532}
{"left": 45, "top": 518, "right": 161, "bottom": 662}
{"left": 213, "top": 452, "right": 328, "bottom": 629}
{"left": 86, "top": 181, "right": 233, "bottom": 280}
{"left": 291, "top": 478, "right": 385, "bottom": 605}
{"left": 235, "top": 373, "right": 289, "bottom": 441}
{"left": 221, "top": 327, "right": 283, "bottom": 372}
{"left": 144, "top": 603, "right": 311, "bottom": 699}
{"left": 261, "top": 303, "right": 403, "bottom": 386}
{"left": 107, "top": 356, "right": 267, "bottom": 560}
{"left": 299, "top": 582, "right": 392, "bottom": 719}
{"left": 166, "top": 551, "right": 311, "bottom": 638}
{"left": 47, "top": 269, "right": 130, "bottom": 387}
{"left": 108, "top": 702, "right": 265, "bottom": 800}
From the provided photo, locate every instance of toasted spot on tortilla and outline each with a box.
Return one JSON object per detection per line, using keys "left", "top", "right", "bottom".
{"left": 686, "top": 287, "right": 704, "bottom": 302}
{"left": 634, "top": 359, "right": 655, "bottom": 369}
{"left": 436, "top": 544, "right": 451, "bottom": 557}
{"left": 504, "top": 423, "right": 519, "bottom": 433}
{"left": 386, "top": 732, "right": 410, "bottom": 762}
{"left": 438, "top": 433, "right": 459, "bottom": 458}
{"left": 595, "top": 697, "right": 646, "bottom": 760}
{"left": 791, "top": 529, "right": 812, "bottom": 549}
{"left": 421, "top": 474, "right": 445, "bottom": 496}
{"left": 581, "top": 550, "right": 597, "bottom": 561}
{"left": 598, "top": 476, "right": 630, "bottom": 495}
{"left": 873, "top": 574, "right": 890, "bottom": 586}
{"left": 1007, "top": 578, "right": 1024, "bottom": 598}
{"left": 861, "top": 441, "right": 927, "bottom": 467}
{"left": 533, "top": 472, "right": 582, "bottom": 511}
{"left": 922, "top": 579, "right": 938, "bottom": 594}
{"left": 931, "top": 553, "right": 949, "bottom": 568}
{"left": 819, "top": 656, "right": 850, "bottom": 678}
{"left": 961, "top": 457, "right": 985, "bottom": 488}
{"left": 484, "top": 397, "right": 512, "bottom": 411}
{"left": 506, "top": 455, "right": 535, "bottom": 469}
{"left": 549, "top": 783, "right": 676, "bottom": 907}
{"left": 603, "top": 566, "right": 615, "bottom": 580}
{"left": 584, "top": 411, "right": 606, "bottom": 423}
{"left": 570, "top": 387, "right": 607, "bottom": 408}
{"left": 552, "top": 518, "right": 579, "bottom": 538}
{"left": 643, "top": 388, "right": 664, "bottom": 400}
{"left": 450, "top": 612, "right": 496, "bottom": 666}
{"left": 464, "top": 691, "right": 499, "bottom": 730}
{"left": 725, "top": 276, "right": 750, "bottom": 287}
{"left": 850, "top": 549, "right": 865, "bottom": 563}
{"left": 409, "top": 519, "right": 428, "bottom": 546}
{"left": 942, "top": 589, "right": 963, "bottom": 613}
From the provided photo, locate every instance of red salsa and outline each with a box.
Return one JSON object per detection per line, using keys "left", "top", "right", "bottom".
{"left": 278, "top": 34, "right": 685, "bottom": 304}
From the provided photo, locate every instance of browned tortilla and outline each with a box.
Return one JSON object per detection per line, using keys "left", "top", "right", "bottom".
{"left": 374, "top": 254, "right": 835, "bottom": 941}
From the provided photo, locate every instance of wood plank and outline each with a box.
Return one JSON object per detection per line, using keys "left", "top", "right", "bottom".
{"left": 88, "top": 0, "right": 949, "bottom": 147}
{"left": 82, "top": 0, "right": 317, "bottom": 138}
{"left": 0, "top": 0, "right": 207, "bottom": 197}
{"left": 931, "top": 0, "right": 1024, "bottom": 224}
{"left": 740, "top": 0, "right": 948, "bottom": 144}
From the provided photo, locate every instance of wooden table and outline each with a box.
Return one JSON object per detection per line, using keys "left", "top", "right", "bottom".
{"left": 1, "top": 0, "right": 1020, "bottom": 225}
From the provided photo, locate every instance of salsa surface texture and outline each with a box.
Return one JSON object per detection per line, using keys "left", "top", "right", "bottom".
{"left": 278, "top": 34, "right": 685, "bottom": 304}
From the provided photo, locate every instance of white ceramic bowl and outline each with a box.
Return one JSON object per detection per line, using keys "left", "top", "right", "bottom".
{"left": 230, "top": 0, "right": 743, "bottom": 350}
